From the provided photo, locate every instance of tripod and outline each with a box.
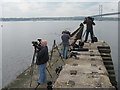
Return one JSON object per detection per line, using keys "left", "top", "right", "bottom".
{"left": 30, "top": 47, "right": 36, "bottom": 87}
{"left": 49, "top": 40, "right": 65, "bottom": 67}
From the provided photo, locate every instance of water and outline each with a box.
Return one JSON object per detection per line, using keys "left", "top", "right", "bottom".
{"left": 1, "top": 21, "right": 118, "bottom": 88}
{"left": 0, "top": 22, "right": 2, "bottom": 89}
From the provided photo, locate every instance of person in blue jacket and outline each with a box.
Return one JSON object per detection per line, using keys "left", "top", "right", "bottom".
{"left": 61, "top": 31, "right": 71, "bottom": 59}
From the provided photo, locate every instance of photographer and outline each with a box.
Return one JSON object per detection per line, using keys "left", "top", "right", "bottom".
{"left": 36, "top": 40, "right": 49, "bottom": 85}
{"left": 61, "top": 30, "right": 71, "bottom": 59}
{"left": 83, "top": 17, "right": 95, "bottom": 43}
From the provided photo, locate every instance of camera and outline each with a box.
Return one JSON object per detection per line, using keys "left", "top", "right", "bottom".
{"left": 84, "top": 17, "right": 94, "bottom": 22}
{"left": 37, "top": 39, "right": 42, "bottom": 43}
{"left": 32, "top": 38, "right": 42, "bottom": 50}
{"left": 32, "top": 41, "right": 38, "bottom": 47}
{"left": 87, "top": 17, "right": 94, "bottom": 21}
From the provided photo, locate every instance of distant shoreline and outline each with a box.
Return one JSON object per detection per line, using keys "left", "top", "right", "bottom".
{"left": 0, "top": 17, "right": 119, "bottom": 21}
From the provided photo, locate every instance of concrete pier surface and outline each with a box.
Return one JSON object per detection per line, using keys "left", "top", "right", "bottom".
{"left": 3, "top": 40, "right": 117, "bottom": 90}
{"left": 53, "top": 40, "right": 116, "bottom": 89}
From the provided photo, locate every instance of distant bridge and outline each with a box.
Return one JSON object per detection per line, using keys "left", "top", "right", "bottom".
{"left": 91, "top": 12, "right": 120, "bottom": 17}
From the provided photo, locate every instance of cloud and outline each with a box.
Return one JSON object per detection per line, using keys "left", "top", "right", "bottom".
{"left": 1, "top": 2, "right": 118, "bottom": 17}
{"left": 102, "top": 2, "right": 118, "bottom": 13}
{"left": 1, "top": 0, "right": 119, "bottom": 2}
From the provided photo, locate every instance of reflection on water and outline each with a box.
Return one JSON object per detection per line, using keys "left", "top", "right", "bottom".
{"left": 2, "top": 21, "right": 118, "bottom": 88}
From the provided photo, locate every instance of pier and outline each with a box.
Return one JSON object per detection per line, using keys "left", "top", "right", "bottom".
{"left": 4, "top": 41, "right": 117, "bottom": 89}
{"left": 3, "top": 25, "right": 117, "bottom": 90}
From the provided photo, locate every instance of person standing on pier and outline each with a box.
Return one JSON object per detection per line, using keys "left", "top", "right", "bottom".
{"left": 61, "top": 30, "right": 71, "bottom": 59}
{"left": 83, "top": 17, "right": 95, "bottom": 43}
{"left": 36, "top": 40, "right": 49, "bottom": 85}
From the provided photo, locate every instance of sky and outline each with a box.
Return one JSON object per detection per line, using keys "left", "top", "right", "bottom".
{"left": 0, "top": 0, "right": 119, "bottom": 17}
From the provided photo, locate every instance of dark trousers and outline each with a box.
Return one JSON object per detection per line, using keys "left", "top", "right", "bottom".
{"left": 84, "top": 30, "right": 94, "bottom": 42}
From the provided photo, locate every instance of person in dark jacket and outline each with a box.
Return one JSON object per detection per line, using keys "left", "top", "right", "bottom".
{"left": 83, "top": 17, "right": 95, "bottom": 43}
{"left": 36, "top": 40, "right": 49, "bottom": 85}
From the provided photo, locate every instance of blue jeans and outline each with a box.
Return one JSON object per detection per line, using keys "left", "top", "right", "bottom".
{"left": 62, "top": 45, "right": 69, "bottom": 59}
{"left": 38, "top": 63, "right": 47, "bottom": 84}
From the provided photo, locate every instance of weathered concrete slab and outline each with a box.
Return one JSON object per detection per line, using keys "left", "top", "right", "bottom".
{"left": 54, "top": 75, "right": 113, "bottom": 88}
{"left": 54, "top": 40, "right": 115, "bottom": 89}
{"left": 77, "top": 55, "right": 102, "bottom": 60}
{"left": 82, "top": 41, "right": 109, "bottom": 49}
{"left": 72, "top": 50, "right": 101, "bottom": 56}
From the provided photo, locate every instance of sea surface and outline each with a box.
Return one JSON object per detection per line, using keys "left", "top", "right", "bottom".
{"left": 1, "top": 21, "right": 118, "bottom": 88}
{"left": 0, "top": 22, "right": 2, "bottom": 89}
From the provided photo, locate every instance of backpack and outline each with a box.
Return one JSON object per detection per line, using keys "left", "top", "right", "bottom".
{"left": 93, "top": 36, "right": 98, "bottom": 42}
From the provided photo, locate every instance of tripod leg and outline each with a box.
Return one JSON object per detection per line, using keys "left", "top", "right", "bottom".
{"left": 50, "top": 46, "right": 54, "bottom": 60}
{"left": 49, "top": 43, "right": 55, "bottom": 68}
{"left": 30, "top": 48, "right": 36, "bottom": 87}
{"left": 55, "top": 44, "right": 65, "bottom": 65}
{"left": 35, "top": 84, "right": 40, "bottom": 90}
{"left": 71, "top": 39, "right": 77, "bottom": 46}
{"left": 46, "top": 67, "right": 52, "bottom": 79}
{"left": 47, "top": 61, "right": 52, "bottom": 68}
{"left": 30, "top": 65, "right": 34, "bottom": 87}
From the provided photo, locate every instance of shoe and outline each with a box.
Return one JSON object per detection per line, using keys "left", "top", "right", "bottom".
{"left": 65, "top": 57, "right": 68, "bottom": 59}
{"left": 47, "top": 81, "right": 52, "bottom": 85}
{"left": 38, "top": 82, "right": 41, "bottom": 85}
{"left": 91, "top": 41, "right": 94, "bottom": 43}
